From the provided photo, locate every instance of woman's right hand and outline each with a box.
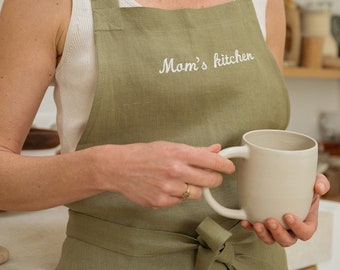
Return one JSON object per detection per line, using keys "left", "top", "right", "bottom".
{"left": 94, "top": 141, "right": 235, "bottom": 208}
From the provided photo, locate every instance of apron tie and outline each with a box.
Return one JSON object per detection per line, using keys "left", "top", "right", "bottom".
{"left": 66, "top": 210, "right": 198, "bottom": 256}
{"left": 67, "top": 211, "right": 236, "bottom": 269}
{"left": 195, "top": 217, "right": 235, "bottom": 270}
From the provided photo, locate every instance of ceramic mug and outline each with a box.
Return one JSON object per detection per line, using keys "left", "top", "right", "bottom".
{"left": 203, "top": 129, "right": 318, "bottom": 227}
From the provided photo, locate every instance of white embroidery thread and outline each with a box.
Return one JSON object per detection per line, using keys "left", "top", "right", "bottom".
{"left": 159, "top": 49, "right": 255, "bottom": 74}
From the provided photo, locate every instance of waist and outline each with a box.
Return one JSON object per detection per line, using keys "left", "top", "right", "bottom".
{"left": 67, "top": 210, "right": 199, "bottom": 256}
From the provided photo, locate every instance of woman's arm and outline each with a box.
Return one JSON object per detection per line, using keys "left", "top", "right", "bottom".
{"left": 0, "top": 0, "right": 235, "bottom": 211}
{"left": 0, "top": 0, "right": 102, "bottom": 210}
{"left": 0, "top": 0, "right": 70, "bottom": 155}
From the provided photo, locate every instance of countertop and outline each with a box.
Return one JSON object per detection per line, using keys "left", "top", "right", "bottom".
{"left": 0, "top": 206, "right": 68, "bottom": 270}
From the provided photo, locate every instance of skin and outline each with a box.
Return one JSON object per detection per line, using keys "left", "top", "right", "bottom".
{"left": 0, "top": 0, "right": 330, "bottom": 249}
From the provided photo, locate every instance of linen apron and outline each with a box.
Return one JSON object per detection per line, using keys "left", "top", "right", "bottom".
{"left": 56, "top": 0, "right": 290, "bottom": 269}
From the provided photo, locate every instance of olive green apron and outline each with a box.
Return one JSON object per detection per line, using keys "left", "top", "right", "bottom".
{"left": 56, "top": 0, "right": 290, "bottom": 269}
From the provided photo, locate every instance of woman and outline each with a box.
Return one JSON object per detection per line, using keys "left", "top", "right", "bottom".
{"left": 0, "top": 0, "right": 330, "bottom": 269}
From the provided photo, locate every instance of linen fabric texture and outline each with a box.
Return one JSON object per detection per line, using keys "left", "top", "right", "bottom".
{"left": 56, "top": 0, "right": 290, "bottom": 269}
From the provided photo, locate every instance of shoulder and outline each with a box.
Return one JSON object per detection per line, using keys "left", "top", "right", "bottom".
{"left": 1, "top": 0, "right": 71, "bottom": 24}
{"left": 1, "top": 0, "right": 71, "bottom": 57}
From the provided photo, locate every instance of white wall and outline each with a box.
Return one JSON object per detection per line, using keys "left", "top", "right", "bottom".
{"left": 296, "top": 0, "right": 340, "bottom": 14}
{"left": 286, "top": 78, "right": 340, "bottom": 140}
{"left": 285, "top": 0, "right": 340, "bottom": 140}
{"left": 286, "top": 2, "right": 340, "bottom": 269}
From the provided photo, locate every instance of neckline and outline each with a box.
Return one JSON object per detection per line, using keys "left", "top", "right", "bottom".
{"left": 120, "top": 0, "right": 237, "bottom": 10}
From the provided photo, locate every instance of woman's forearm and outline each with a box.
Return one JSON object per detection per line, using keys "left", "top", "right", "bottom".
{"left": 0, "top": 147, "right": 104, "bottom": 211}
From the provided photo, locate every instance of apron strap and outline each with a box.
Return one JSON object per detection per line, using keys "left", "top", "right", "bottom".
{"left": 67, "top": 210, "right": 197, "bottom": 256}
{"left": 91, "top": 0, "right": 119, "bottom": 8}
{"left": 67, "top": 211, "right": 235, "bottom": 268}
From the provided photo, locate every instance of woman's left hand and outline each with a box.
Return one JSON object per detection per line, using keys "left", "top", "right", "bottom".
{"left": 240, "top": 173, "right": 330, "bottom": 247}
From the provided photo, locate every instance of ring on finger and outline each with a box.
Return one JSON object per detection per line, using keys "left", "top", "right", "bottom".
{"left": 182, "top": 183, "right": 191, "bottom": 199}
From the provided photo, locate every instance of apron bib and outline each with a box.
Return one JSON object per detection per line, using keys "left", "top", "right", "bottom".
{"left": 56, "top": 0, "right": 289, "bottom": 269}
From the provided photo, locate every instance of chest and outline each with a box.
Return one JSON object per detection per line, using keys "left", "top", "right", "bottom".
{"left": 81, "top": 0, "right": 289, "bottom": 147}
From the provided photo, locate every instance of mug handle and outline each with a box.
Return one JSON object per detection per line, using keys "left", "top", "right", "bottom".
{"left": 203, "top": 146, "right": 249, "bottom": 220}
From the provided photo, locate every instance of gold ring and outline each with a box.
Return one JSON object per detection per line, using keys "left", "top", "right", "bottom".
{"left": 182, "top": 184, "right": 191, "bottom": 199}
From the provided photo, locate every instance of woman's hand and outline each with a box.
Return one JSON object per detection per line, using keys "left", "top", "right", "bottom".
{"left": 240, "top": 174, "right": 330, "bottom": 247}
{"left": 96, "top": 141, "right": 235, "bottom": 209}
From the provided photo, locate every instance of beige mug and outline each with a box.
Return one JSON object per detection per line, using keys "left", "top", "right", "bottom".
{"left": 203, "top": 129, "right": 318, "bottom": 227}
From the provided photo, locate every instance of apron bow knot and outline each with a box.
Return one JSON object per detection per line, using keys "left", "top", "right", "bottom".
{"left": 195, "top": 217, "right": 235, "bottom": 270}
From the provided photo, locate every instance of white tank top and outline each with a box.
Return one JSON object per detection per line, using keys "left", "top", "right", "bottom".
{"left": 54, "top": 0, "right": 267, "bottom": 153}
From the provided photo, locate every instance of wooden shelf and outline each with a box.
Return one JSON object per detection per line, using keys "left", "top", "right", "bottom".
{"left": 283, "top": 67, "right": 340, "bottom": 79}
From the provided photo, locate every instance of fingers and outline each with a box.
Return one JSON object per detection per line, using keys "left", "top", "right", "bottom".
{"left": 240, "top": 221, "right": 277, "bottom": 245}
{"left": 282, "top": 195, "right": 320, "bottom": 242}
{"left": 115, "top": 141, "right": 235, "bottom": 209}
{"left": 176, "top": 164, "right": 225, "bottom": 188}
{"left": 240, "top": 175, "right": 327, "bottom": 247}
{"left": 261, "top": 206, "right": 319, "bottom": 247}
{"left": 206, "top": 144, "right": 222, "bottom": 153}
{"left": 171, "top": 183, "right": 202, "bottom": 200}
{"left": 187, "top": 144, "right": 236, "bottom": 175}
{"left": 240, "top": 196, "right": 320, "bottom": 247}
{"left": 146, "top": 183, "right": 203, "bottom": 209}
{"left": 241, "top": 220, "right": 297, "bottom": 247}
{"left": 314, "top": 173, "right": 330, "bottom": 196}
{"left": 160, "top": 145, "right": 234, "bottom": 188}
{"left": 265, "top": 220, "right": 298, "bottom": 247}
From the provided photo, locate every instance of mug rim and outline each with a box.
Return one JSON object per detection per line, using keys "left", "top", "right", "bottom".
{"left": 242, "top": 129, "right": 318, "bottom": 152}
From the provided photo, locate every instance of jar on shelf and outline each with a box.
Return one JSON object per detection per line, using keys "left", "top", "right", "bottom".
{"left": 284, "top": 0, "right": 301, "bottom": 67}
{"left": 301, "top": 2, "right": 338, "bottom": 57}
